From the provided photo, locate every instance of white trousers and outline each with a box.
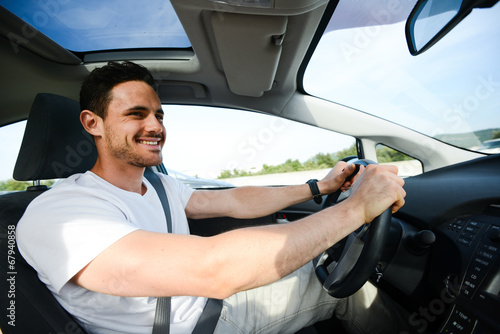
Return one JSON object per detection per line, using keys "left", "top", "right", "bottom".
{"left": 213, "top": 262, "right": 408, "bottom": 334}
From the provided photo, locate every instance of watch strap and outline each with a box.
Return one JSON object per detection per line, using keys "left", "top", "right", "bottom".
{"left": 306, "top": 179, "right": 322, "bottom": 204}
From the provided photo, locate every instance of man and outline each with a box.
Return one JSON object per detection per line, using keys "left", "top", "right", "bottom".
{"left": 17, "top": 61, "right": 406, "bottom": 334}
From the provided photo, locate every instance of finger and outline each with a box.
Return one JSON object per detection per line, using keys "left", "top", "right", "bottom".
{"left": 392, "top": 197, "right": 406, "bottom": 213}
{"left": 391, "top": 184, "right": 407, "bottom": 213}
{"left": 344, "top": 164, "right": 360, "bottom": 182}
{"left": 379, "top": 164, "right": 399, "bottom": 176}
{"left": 322, "top": 161, "right": 348, "bottom": 182}
{"left": 339, "top": 164, "right": 355, "bottom": 191}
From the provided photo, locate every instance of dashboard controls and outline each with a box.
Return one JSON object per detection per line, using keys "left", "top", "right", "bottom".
{"left": 462, "top": 225, "right": 500, "bottom": 299}
{"left": 448, "top": 219, "right": 484, "bottom": 247}
{"left": 438, "top": 215, "right": 500, "bottom": 333}
{"left": 487, "top": 225, "right": 500, "bottom": 243}
{"left": 440, "top": 306, "right": 477, "bottom": 334}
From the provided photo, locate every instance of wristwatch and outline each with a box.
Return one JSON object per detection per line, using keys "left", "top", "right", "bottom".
{"left": 306, "top": 179, "right": 322, "bottom": 204}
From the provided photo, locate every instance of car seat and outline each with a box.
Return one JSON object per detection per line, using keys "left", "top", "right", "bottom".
{"left": 0, "top": 93, "right": 95, "bottom": 334}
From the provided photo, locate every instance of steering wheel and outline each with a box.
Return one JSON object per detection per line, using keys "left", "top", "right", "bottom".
{"left": 313, "top": 158, "right": 392, "bottom": 298}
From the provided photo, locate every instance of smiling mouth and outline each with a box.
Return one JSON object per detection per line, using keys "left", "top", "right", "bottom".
{"left": 138, "top": 140, "right": 159, "bottom": 146}
{"left": 136, "top": 136, "right": 162, "bottom": 147}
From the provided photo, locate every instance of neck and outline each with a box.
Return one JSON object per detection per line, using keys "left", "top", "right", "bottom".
{"left": 91, "top": 157, "right": 146, "bottom": 195}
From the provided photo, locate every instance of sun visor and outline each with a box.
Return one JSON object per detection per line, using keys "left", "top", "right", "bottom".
{"left": 211, "top": 13, "right": 287, "bottom": 97}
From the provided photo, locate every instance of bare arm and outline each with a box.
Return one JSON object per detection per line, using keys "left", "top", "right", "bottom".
{"left": 185, "top": 162, "right": 359, "bottom": 219}
{"left": 72, "top": 164, "right": 405, "bottom": 299}
{"left": 73, "top": 200, "right": 361, "bottom": 299}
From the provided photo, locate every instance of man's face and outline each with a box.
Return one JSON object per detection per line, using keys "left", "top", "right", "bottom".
{"left": 100, "top": 80, "right": 166, "bottom": 168}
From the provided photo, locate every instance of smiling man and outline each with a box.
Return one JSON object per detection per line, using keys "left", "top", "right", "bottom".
{"left": 80, "top": 80, "right": 166, "bottom": 193}
{"left": 17, "top": 61, "right": 407, "bottom": 334}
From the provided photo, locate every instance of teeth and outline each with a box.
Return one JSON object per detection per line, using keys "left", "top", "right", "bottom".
{"left": 139, "top": 140, "right": 158, "bottom": 145}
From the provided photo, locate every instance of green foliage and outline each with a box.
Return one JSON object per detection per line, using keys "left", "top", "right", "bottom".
{"left": 0, "top": 179, "right": 55, "bottom": 191}
{"left": 217, "top": 143, "right": 419, "bottom": 179}
{"left": 493, "top": 130, "right": 500, "bottom": 139}
{"left": 335, "top": 145, "right": 358, "bottom": 161}
{"left": 217, "top": 144, "right": 358, "bottom": 179}
{"left": 376, "top": 145, "right": 413, "bottom": 163}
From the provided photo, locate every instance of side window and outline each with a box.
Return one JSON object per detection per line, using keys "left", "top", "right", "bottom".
{"left": 376, "top": 144, "right": 423, "bottom": 177}
{"left": 163, "top": 105, "right": 357, "bottom": 187}
{"left": 0, "top": 112, "right": 359, "bottom": 191}
{"left": 0, "top": 121, "right": 26, "bottom": 192}
{"left": 0, "top": 121, "right": 57, "bottom": 193}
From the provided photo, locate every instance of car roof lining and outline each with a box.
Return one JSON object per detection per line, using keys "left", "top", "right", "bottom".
{"left": 0, "top": 2, "right": 332, "bottom": 127}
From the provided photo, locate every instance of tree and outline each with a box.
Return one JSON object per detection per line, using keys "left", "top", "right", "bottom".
{"left": 0, "top": 179, "right": 55, "bottom": 191}
{"left": 336, "top": 144, "right": 357, "bottom": 160}
{"left": 376, "top": 145, "right": 413, "bottom": 163}
{"left": 217, "top": 144, "right": 358, "bottom": 179}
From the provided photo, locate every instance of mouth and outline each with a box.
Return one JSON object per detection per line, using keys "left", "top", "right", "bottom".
{"left": 136, "top": 137, "right": 162, "bottom": 147}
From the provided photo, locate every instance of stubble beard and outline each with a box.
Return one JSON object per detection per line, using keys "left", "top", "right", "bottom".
{"left": 104, "top": 125, "right": 163, "bottom": 167}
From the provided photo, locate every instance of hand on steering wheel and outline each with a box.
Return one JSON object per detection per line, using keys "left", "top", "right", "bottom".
{"left": 313, "top": 158, "right": 392, "bottom": 298}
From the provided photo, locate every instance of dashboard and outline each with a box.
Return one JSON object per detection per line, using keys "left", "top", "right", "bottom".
{"left": 389, "top": 154, "right": 500, "bottom": 334}
{"left": 432, "top": 214, "right": 500, "bottom": 334}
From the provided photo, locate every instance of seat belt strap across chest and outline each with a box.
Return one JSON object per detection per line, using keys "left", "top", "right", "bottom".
{"left": 145, "top": 168, "right": 223, "bottom": 334}
{"left": 144, "top": 168, "right": 172, "bottom": 334}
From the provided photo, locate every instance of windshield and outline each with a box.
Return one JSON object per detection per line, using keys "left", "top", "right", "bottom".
{"left": 304, "top": 0, "right": 500, "bottom": 154}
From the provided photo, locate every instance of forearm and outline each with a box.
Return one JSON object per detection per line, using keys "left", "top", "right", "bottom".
{"left": 228, "top": 184, "right": 316, "bottom": 218}
{"left": 187, "top": 183, "right": 321, "bottom": 219}
{"left": 186, "top": 163, "right": 355, "bottom": 220}
{"left": 74, "top": 199, "right": 363, "bottom": 299}
{"left": 204, "top": 202, "right": 361, "bottom": 297}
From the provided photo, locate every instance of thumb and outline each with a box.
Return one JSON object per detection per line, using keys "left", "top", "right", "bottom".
{"left": 342, "top": 163, "right": 355, "bottom": 175}
{"left": 343, "top": 164, "right": 360, "bottom": 181}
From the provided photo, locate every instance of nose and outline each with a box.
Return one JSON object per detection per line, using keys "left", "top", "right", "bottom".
{"left": 144, "top": 113, "right": 163, "bottom": 134}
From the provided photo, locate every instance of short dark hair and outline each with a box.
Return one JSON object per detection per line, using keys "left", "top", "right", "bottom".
{"left": 80, "top": 61, "right": 156, "bottom": 119}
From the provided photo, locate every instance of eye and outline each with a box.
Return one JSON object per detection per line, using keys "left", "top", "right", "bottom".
{"left": 128, "top": 111, "right": 143, "bottom": 117}
{"left": 156, "top": 114, "right": 164, "bottom": 122}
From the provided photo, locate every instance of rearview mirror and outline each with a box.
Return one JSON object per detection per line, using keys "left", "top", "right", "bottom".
{"left": 406, "top": 0, "right": 499, "bottom": 55}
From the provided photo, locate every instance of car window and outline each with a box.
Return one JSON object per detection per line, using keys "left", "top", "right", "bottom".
{"left": 162, "top": 105, "right": 357, "bottom": 187}
{"left": 376, "top": 144, "right": 422, "bottom": 177}
{"left": 304, "top": 1, "right": 500, "bottom": 155}
{"left": 2, "top": 0, "right": 190, "bottom": 52}
{"left": 0, "top": 121, "right": 57, "bottom": 192}
{"left": 0, "top": 121, "right": 26, "bottom": 192}
{"left": 0, "top": 107, "right": 357, "bottom": 190}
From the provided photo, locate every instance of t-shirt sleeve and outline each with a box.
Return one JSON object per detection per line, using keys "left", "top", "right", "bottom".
{"left": 159, "top": 174, "right": 195, "bottom": 208}
{"left": 17, "top": 188, "right": 139, "bottom": 294}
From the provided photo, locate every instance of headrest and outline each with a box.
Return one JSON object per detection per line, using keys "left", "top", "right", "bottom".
{"left": 13, "top": 93, "right": 97, "bottom": 181}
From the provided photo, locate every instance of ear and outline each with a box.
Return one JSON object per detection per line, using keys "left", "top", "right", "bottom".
{"left": 80, "top": 110, "right": 103, "bottom": 138}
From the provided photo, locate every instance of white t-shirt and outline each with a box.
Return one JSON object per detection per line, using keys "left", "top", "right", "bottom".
{"left": 17, "top": 171, "right": 207, "bottom": 334}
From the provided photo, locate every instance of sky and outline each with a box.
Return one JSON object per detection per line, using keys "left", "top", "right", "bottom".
{"left": 1, "top": 1, "right": 499, "bottom": 182}
{"left": 0, "top": 0, "right": 190, "bottom": 52}
{"left": 161, "top": 106, "right": 355, "bottom": 179}
{"left": 0, "top": 121, "right": 26, "bottom": 181}
{"left": 304, "top": 3, "right": 500, "bottom": 141}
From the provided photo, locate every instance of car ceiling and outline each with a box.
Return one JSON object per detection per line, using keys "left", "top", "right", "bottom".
{"left": 0, "top": 0, "right": 332, "bottom": 126}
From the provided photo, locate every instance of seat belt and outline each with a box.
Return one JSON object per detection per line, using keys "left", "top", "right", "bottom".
{"left": 145, "top": 168, "right": 172, "bottom": 334}
{"left": 144, "top": 168, "right": 222, "bottom": 334}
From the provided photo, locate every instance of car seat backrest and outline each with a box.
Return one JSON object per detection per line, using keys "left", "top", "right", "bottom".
{"left": 14, "top": 93, "right": 97, "bottom": 181}
{"left": 0, "top": 93, "right": 94, "bottom": 334}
